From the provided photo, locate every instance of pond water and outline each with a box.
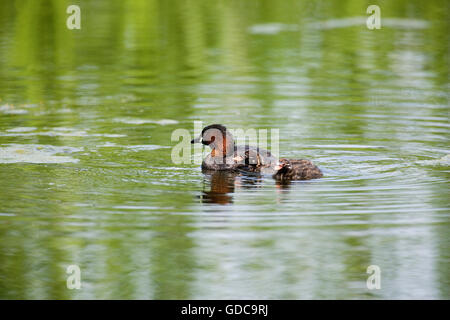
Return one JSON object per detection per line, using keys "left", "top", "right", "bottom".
{"left": 0, "top": 0, "right": 448, "bottom": 299}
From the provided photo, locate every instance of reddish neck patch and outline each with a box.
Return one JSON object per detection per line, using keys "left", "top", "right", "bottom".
{"left": 211, "top": 136, "right": 229, "bottom": 157}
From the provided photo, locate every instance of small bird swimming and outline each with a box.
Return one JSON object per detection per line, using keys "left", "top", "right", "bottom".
{"left": 191, "top": 124, "right": 323, "bottom": 180}
{"left": 273, "top": 158, "right": 323, "bottom": 181}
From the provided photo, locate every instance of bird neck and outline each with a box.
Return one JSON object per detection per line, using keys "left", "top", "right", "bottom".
{"left": 212, "top": 136, "right": 234, "bottom": 157}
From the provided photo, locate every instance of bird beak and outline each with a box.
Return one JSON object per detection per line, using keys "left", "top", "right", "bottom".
{"left": 191, "top": 137, "right": 201, "bottom": 144}
{"left": 273, "top": 162, "right": 283, "bottom": 171}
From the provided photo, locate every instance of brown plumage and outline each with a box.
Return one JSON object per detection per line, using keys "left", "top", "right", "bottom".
{"left": 273, "top": 158, "right": 323, "bottom": 181}
{"left": 192, "top": 124, "right": 323, "bottom": 181}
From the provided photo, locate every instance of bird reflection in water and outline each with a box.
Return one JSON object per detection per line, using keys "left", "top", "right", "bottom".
{"left": 199, "top": 170, "right": 263, "bottom": 205}
{"left": 274, "top": 176, "right": 293, "bottom": 189}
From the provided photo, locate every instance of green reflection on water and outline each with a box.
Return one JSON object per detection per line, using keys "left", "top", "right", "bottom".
{"left": 0, "top": 0, "right": 448, "bottom": 299}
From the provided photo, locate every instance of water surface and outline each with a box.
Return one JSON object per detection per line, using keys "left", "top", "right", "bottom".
{"left": 0, "top": 0, "right": 448, "bottom": 299}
